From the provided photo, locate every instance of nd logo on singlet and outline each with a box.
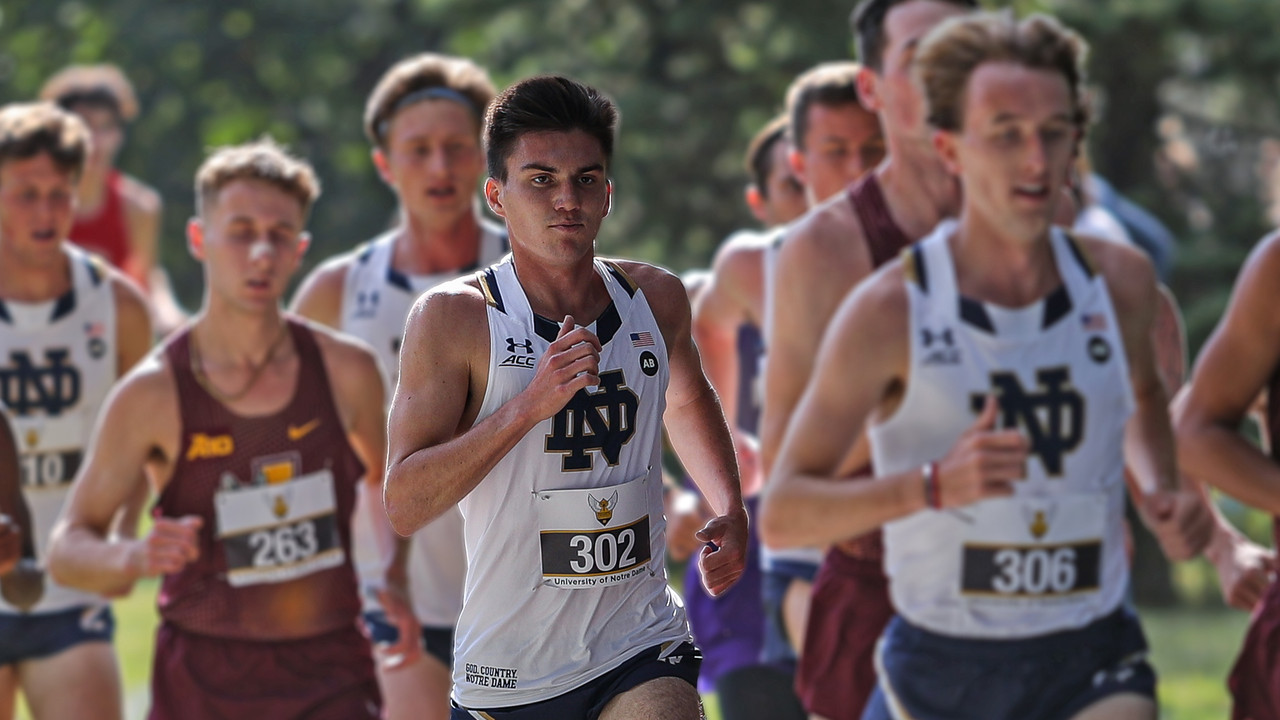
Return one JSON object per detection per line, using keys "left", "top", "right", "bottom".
{"left": 0, "top": 349, "right": 82, "bottom": 416}
{"left": 970, "top": 367, "right": 1084, "bottom": 477}
{"left": 545, "top": 369, "right": 639, "bottom": 471}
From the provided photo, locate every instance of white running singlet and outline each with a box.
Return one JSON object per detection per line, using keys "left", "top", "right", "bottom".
{"left": 869, "top": 225, "right": 1133, "bottom": 639}
{"left": 758, "top": 224, "right": 824, "bottom": 574}
{"left": 0, "top": 247, "right": 117, "bottom": 614}
{"left": 339, "top": 218, "right": 507, "bottom": 627}
{"left": 452, "top": 256, "right": 690, "bottom": 707}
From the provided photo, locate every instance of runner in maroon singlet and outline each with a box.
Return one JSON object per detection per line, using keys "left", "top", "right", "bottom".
{"left": 48, "top": 139, "right": 391, "bottom": 719}
{"left": 1175, "top": 231, "right": 1280, "bottom": 720}
{"left": 758, "top": 3, "right": 975, "bottom": 718}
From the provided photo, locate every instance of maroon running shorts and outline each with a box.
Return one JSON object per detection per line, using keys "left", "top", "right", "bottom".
{"left": 1229, "top": 580, "right": 1280, "bottom": 720}
{"left": 795, "top": 547, "right": 894, "bottom": 720}
{"left": 149, "top": 621, "right": 381, "bottom": 720}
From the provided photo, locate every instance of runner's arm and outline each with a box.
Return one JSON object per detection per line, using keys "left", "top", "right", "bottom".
{"left": 49, "top": 368, "right": 197, "bottom": 597}
{"left": 109, "top": 274, "right": 155, "bottom": 543}
{"left": 760, "top": 219, "right": 871, "bottom": 475}
{"left": 1091, "top": 239, "right": 1210, "bottom": 559}
{"left": 643, "top": 266, "right": 747, "bottom": 596}
{"left": 1175, "top": 232, "right": 1280, "bottom": 515}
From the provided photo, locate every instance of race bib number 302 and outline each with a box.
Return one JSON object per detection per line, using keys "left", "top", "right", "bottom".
{"left": 536, "top": 473, "right": 653, "bottom": 588}
{"left": 215, "top": 469, "right": 345, "bottom": 587}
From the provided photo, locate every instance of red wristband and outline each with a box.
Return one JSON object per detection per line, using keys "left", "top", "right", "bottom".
{"left": 923, "top": 462, "right": 942, "bottom": 510}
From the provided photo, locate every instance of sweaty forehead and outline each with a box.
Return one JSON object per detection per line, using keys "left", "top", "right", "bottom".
{"left": 963, "top": 62, "right": 1075, "bottom": 125}
{"left": 208, "top": 179, "right": 305, "bottom": 224}
{"left": 386, "top": 99, "right": 481, "bottom": 143}
{"left": 883, "top": 0, "right": 970, "bottom": 58}
{"left": 508, "top": 130, "right": 607, "bottom": 173}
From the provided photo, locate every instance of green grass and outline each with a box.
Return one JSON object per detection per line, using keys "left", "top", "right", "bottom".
{"left": 1145, "top": 607, "right": 1251, "bottom": 720}
{"left": 16, "top": 583, "right": 1255, "bottom": 720}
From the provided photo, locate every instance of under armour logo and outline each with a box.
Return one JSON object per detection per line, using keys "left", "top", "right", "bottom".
{"left": 545, "top": 369, "right": 639, "bottom": 471}
{"left": 507, "top": 337, "right": 533, "bottom": 354}
{"left": 0, "top": 349, "right": 82, "bottom": 416}
{"left": 355, "top": 290, "right": 380, "bottom": 318}
{"left": 922, "top": 328, "right": 954, "bottom": 347}
{"left": 970, "top": 367, "right": 1084, "bottom": 477}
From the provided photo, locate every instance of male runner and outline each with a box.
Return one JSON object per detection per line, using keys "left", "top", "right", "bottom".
{"left": 758, "top": 3, "right": 973, "bottom": 717}
{"left": 0, "top": 101, "right": 152, "bottom": 720}
{"left": 384, "top": 75, "right": 747, "bottom": 720}
{"left": 291, "top": 52, "right": 504, "bottom": 720}
{"left": 1173, "top": 212, "right": 1280, "bottom": 717}
{"left": 710, "top": 63, "right": 885, "bottom": 691}
{"left": 40, "top": 64, "right": 185, "bottom": 333}
{"left": 49, "top": 139, "right": 386, "bottom": 718}
{"left": 770, "top": 13, "right": 1211, "bottom": 719}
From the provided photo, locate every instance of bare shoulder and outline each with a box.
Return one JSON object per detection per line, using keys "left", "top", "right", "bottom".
{"left": 609, "top": 259, "right": 688, "bottom": 326}
{"left": 291, "top": 250, "right": 355, "bottom": 310}
{"left": 1072, "top": 232, "right": 1157, "bottom": 314}
{"left": 104, "top": 263, "right": 153, "bottom": 342}
{"left": 710, "top": 230, "right": 768, "bottom": 284}
{"left": 401, "top": 275, "right": 491, "bottom": 362}
{"left": 712, "top": 230, "right": 771, "bottom": 268}
{"left": 1237, "top": 228, "right": 1280, "bottom": 283}
{"left": 111, "top": 347, "right": 179, "bottom": 426}
{"left": 842, "top": 258, "right": 910, "bottom": 331}
{"left": 296, "top": 316, "right": 380, "bottom": 378}
{"left": 104, "top": 263, "right": 149, "bottom": 313}
{"left": 779, "top": 192, "right": 864, "bottom": 268}
{"left": 117, "top": 174, "right": 162, "bottom": 218}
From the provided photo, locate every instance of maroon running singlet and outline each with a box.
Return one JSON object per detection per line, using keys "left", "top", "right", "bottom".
{"left": 1225, "top": 369, "right": 1280, "bottom": 720}
{"left": 148, "top": 318, "right": 380, "bottom": 719}
{"left": 794, "top": 174, "right": 909, "bottom": 720}
{"left": 68, "top": 170, "right": 132, "bottom": 272}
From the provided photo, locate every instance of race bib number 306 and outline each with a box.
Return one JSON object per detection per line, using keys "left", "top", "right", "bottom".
{"left": 215, "top": 469, "right": 345, "bottom": 587}
{"left": 961, "top": 542, "right": 1101, "bottom": 596}
{"left": 956, "top": 494, "right": 1107, "bottom": 599}
{"left": 536, "top": 473, "right": 653, "bottom": 588}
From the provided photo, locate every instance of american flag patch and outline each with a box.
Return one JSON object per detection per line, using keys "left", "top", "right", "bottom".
{"left": 630, "top": 331, "right": 655, "bottom": 347}
{"left": 84, "top": 321, "right": 105, "bottom": 338}
{"left": 1081, "top": 313, "right": 1107, "bottom": 331}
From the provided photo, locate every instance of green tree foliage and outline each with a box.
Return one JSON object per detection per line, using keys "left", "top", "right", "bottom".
{"left": 0, "top": 0, "right": 862, "bottom": 304}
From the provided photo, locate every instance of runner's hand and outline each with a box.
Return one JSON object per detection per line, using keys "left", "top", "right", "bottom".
{"left": 695, "top": 507, "right": 748, "bottom": 597}
{"left": 1210, "top": 532, "right": 1276, "bottom": 612}
{"left": 376, "top": 584, "right": 424, "bottom": 671}
{"left": 1138, "top": 489, "right": 1213, "bottom": 561}
{"left": 0, "top": 514, "right": 19, "bottom": 575}
{"left": 520, "top": 315, "right": 601, "bottom": 422}
{"left": 935, "top": 396, "right": 1028, "bottom": 508}
{"left": 128, "top": 515, "right": 202, "bottom": 579}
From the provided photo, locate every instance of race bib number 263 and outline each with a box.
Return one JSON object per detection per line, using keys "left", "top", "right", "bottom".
{"left": 215, "top": 469, "right": 345, "bottom": 587}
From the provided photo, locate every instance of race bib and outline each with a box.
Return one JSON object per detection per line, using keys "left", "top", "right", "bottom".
{"left": 19, "top": 449, "right": 82, "bottom": 489}
{"left": 215, "top": 469, "right": 345, "bottom": 587}
{"left": 536, "top": 473, "right": 653, "bottom": 588}
{"left": 13, "top": 416, "right": 85, "bottom": 489}
{"left": 959, "top": 494, "right": 1105, "bottom": 599}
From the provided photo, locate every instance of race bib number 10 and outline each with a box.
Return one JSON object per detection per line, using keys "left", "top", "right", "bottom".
{"left": 215, "top": 469, "right": 345, "bottom": 587}
{"left": 537, "top": 473, "right": 653, "bottom": 588}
